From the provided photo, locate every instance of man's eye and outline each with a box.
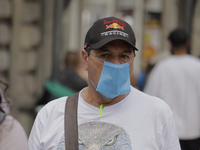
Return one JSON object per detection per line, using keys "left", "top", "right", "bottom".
{"left": 120, "top": 55, "right": 131, "bottom": 63}
{"left": 121, "top": 55, "right": 129, "bottom": 59}
{"left": 100, "top": 54, "right": 109, "bottom": 58}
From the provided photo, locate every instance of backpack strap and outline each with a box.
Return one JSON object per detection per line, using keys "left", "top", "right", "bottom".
{"left": 65, "top": 92, "right": 79, "bottom": 150}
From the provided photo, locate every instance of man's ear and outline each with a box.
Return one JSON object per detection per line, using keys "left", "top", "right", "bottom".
{"left": 82, "top": 49, "right": 88, "bottom": 71}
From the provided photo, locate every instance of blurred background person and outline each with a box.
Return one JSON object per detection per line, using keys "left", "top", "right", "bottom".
{"left": 0, "top": 80, "right": 29, "bottom": 150}
{"left": 36, "top": 51, "right": 88, "bottom": 111}
{"left": 144, "top": 28, "right": 200, "bottom": 150}
{"left": 58, "top": 51, "right": 88, "bottom": 92}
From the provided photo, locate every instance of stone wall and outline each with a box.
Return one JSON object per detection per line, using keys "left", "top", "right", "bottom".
{"left": 0, "top": 0, "right": 53, "bottom": 135}
{"left": 0, "top": 0, "right": 11, "bottom": 79}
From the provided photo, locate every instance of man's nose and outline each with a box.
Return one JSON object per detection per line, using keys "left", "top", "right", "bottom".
{"left": 110, "top": 57, "right": 121, "bottom": 65}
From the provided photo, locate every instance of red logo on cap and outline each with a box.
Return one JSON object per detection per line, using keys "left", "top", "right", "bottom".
{"left": 104, "top": 19, "right": 126, "bottom": 27}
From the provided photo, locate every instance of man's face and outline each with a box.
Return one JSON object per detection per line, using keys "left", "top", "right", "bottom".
{"left": 82, "top": 40, "right": 135, "bottom": 90}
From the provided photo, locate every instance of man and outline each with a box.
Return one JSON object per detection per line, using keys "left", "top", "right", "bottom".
{"left": 144, "top": 28, "right": 200, "bottom": 150}
{"left": 28, "top": 17, "right": 181, "bottom": 150}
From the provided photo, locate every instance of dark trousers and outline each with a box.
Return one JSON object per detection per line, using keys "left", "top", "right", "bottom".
{"left": 180, "top": 137, "right": 200, "bottom": 150}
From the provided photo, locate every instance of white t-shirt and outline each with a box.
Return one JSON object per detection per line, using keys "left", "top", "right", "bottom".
{"left": 28, "top": 86, "right": 181, "bottom": 150}
{"left": 144, "top": 55, "right": 200, "bottom": 139}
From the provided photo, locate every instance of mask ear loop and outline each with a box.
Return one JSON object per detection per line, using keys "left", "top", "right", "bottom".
{"left": 90, "top": 79, "right": 97, "bottom": 88}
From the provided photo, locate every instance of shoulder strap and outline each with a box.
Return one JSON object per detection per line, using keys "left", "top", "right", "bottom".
{"left": 65, "top": 92, "right": 79, "bottom": 150}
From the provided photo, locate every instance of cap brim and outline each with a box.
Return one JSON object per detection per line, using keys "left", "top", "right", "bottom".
{"left": 90, "top": 37, "right": 138, "bottom": 51}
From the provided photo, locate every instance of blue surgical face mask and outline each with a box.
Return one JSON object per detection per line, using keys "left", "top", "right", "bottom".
{"left": 91, "top": 56, "right": 132, "bottom": 98}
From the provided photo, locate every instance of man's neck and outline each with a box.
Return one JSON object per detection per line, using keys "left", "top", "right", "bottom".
{"left": 173, "top": 51, "right": 187, "bottom": 55}
{"left": 172, "top": 48, "right": 187, "bottom": 55}
{"left": 81, "top": 87, "right": 127, "bottom": 108}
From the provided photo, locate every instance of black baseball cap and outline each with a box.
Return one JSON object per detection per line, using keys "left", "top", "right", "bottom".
{"left": 84, "top": 16, "right": 138, "bottom": 51}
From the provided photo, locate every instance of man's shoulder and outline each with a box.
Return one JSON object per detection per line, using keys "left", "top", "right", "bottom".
{"left": 150, "top": 57, "right": 172, "bottom": 73}
{"left": 38, "top": 96, "right": 68, "bottom": 116}
{"left": 156, "top": 56, "right": 173, "bottom": 66}
{"left": 132, "top": 87, "right": 172, "bottom": 113}
{"left": 186, "top": 55, "right": 200, "bottom": 64}
{"left": 46, "top": 96, "right": 67, "bottom": 107}
{"left": 132, "top": 87, "right": 169, "bottom": 105}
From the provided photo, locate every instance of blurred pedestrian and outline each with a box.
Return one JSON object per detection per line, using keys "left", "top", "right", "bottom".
{"left": 0, "top": 80, "right": 29, "bottom": 150}
{"left": 58, "top": 51, "right": 88, "bottom": 92}
{"left": 36, "top": 51, "right": 88, "bottom": 109}
{"left": 144, "top": 28, "right": 200, "bottom": 150}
